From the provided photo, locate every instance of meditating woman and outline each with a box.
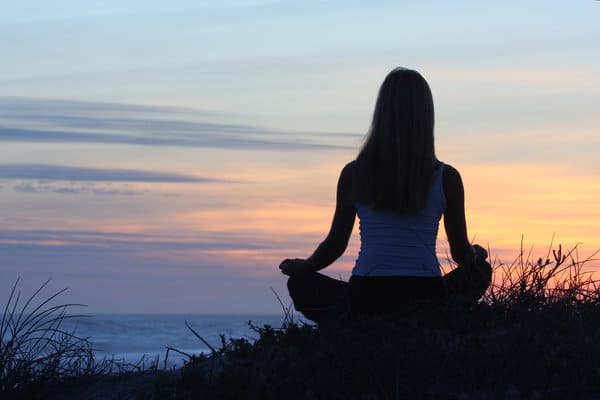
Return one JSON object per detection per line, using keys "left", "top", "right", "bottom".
{"left": 279, "top": 67, "right": 491, "bottom": 323}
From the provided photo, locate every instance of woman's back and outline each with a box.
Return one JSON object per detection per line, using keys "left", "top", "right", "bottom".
{"left": 353, "top": 162, "right": 446, "bottom": 277}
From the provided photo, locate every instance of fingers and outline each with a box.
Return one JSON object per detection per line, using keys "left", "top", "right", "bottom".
{"left": 472, "top": 244, "right": 488, "bottom": 260}
{"left": 279, "top": 260, "right": 292, "bottom": 275}
{"left": 278, "top": 258, "right": 306, "bottom": 276}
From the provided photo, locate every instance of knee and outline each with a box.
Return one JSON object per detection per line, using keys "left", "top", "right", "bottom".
{"left": 287, "top": 274, "right": 303, "bottom": 299}
{"left": 476, "top": 259, "right": 493, "bottom": 286}
{"left": 287, "top": 273, "right": 316, "bottom": 304}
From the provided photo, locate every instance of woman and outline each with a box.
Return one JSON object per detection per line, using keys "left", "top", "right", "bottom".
{"left": 279, "top": 68, "right": 491, "bottom": 323}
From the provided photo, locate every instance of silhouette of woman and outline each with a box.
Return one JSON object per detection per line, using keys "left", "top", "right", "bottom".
{"left": 279, "top": 68, "right": 491, "bottom": 323}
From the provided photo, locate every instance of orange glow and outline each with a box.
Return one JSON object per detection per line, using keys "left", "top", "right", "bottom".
{"left": 165, "top": 161, "right": 600, "bottom": 275}
{"left": 6, "top": 159, "right": 597, "bottom": 279}
{"left": 177, "top": 203, "right": 335, "bottom": 235}
{"left": 461, "top": 162, "right": 599, "bottom": 247}
{"left": 455, "top": 162, "right": 600, "bottom": 275}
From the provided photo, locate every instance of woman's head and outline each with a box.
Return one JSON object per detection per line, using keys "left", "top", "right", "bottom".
{"left": 354, "top": 68, "right": 438, "bottom": 212}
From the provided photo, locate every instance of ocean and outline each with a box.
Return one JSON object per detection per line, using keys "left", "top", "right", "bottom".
{"left": 59, "top": 314, "right": 287, "bottom": 368}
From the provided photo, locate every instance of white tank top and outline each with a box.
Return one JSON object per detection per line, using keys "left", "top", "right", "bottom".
{"left": 352, "top": 163, "right": 446, "bottom": 277}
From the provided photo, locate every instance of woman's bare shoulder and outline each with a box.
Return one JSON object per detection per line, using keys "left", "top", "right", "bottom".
{"left": 340, "top": 160, "right": 356, "bottom": 181}
{"left": 442, "top": 162, "right": 462, "bottom": 185}
{"left": 342, "top": 160, "right": 356, "bottom": 171}
{"left": 442, "top": 163, "right": 465, "bottom": 202}
{"left": 338, "top": 161, "right": 357, "bottom": 202}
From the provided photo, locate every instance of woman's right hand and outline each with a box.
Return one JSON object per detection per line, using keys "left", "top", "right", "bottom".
{"left": 279, "top": 258, "right": 308, "bottom": 276}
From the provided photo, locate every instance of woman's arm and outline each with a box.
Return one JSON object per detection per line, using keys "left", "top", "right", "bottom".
{"left": 279, "top": 162, "right": 357, "bottom": 276}
{"left": 442, "top": 164, "right": 486, "bottom": 268}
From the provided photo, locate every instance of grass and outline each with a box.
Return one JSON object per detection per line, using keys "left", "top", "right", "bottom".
{"left": 0, "top": 279, "right": 158, "bottom": 399}
{"left": 482, "top": 238, "right": 600, "bottom": 309}
{"left": 3, "top": 242, "right": 600, "bottom": 399}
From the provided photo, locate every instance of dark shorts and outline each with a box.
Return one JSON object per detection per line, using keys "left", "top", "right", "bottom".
{"left": 287, "top": 260, "right": 492, "bottom": 323}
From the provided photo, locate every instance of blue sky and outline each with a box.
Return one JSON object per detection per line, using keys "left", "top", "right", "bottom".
{"left": 1, "top": 0, "right": 599, "bottom": 313}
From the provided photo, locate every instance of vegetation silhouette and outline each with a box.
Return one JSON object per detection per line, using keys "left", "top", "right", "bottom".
{"left": 176, "top": 242, "right": 600, "bottom": 400}
{"left": 3, "top": 242, "right": 600, "bottom": 399}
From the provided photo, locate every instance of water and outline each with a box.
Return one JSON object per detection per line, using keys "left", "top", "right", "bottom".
{"left": 59, "top": 314, "right": 285, "bottom": 368}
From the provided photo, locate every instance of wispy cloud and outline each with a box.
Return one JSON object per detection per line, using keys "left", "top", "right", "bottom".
{"left": 0, "top": 97, "right": 211, "bottom": 116}
{"left": 0, "top": 97, "right": 358, "bottom": 150}
{"left": 13, "top": 182, "right": 143, "bottom": 196}
{"left": 0, "top": 164, "right": 224, "bottom": 183}
{"left": 0, "top": 229, "right": 284, "bottom": 252}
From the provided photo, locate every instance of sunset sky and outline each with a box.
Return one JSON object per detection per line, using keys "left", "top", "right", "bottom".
{"left": 1, "top": 0, "right": 599, "bottom": 313}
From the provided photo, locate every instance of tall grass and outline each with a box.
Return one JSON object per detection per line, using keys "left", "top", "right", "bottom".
{"left": 484, "top": 239, "right": 600, "bottom": 308}
{"left": 0, "top": 279, "right": 133, "bottom": 397}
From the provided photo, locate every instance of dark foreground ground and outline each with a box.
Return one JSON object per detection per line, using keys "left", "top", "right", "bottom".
{"left": 4, "top": 245, "right": 600, "bottom": 399}
{"left": 13, "top": 301, "right": 600, "bottom": 400}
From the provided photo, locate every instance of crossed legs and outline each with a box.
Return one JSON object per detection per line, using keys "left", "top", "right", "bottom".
{"left": 287, "top": 260, "right": 492, "bottom": 323}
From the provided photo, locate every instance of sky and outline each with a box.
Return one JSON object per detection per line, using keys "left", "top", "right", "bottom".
{"left": 1, "top": 0, "right": 599, "bottom": 313}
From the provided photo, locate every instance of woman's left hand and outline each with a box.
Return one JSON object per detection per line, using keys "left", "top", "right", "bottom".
{"left": 279, "top": 258, "right": 308, "bottom": 276}
{"left": 472, "top": 244, "right": 488, "bottom": 261}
